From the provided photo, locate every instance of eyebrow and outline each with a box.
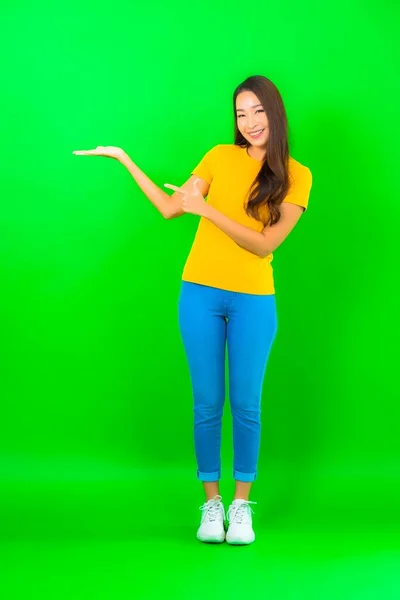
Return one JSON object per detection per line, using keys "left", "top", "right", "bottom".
{"left": 236, "top": 104, "right": 263, "bottom": 112}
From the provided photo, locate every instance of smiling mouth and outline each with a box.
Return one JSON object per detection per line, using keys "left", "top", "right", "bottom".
{"left": 248, "top": 129, "right": 265, "bottom": 137}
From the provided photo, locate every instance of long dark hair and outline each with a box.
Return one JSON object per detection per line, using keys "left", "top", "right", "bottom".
{"left": 233, "top": 75, "right": 290, "bottom": 227}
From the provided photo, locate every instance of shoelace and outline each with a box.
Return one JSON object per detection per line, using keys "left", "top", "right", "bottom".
{"left": 199, "top": 494, "right": 226, "bottom": 523}
{"left": 227, "top": 500, "right": 257, "bottom": 524}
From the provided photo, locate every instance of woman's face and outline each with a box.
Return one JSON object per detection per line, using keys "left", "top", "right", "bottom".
{"left": 236, "top": 91, "right": 269, "bottom": 148}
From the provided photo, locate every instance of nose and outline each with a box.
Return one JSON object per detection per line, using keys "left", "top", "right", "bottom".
{"left": 246, "top": 116, "right": 257, "bottom": 130}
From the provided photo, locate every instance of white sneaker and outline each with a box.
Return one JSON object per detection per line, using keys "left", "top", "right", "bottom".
{"left": 196, "top": 494, "right": 226, "bottom": 543}
{"left": 226, "top": 499, "right": 257, "bottom": 545}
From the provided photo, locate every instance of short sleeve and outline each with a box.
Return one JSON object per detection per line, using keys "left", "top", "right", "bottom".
{"left": 191, "top": 145, "right": 220, "bottom": 185}
{"left": 283, "top": 165, "right": 312, "bottom": 212}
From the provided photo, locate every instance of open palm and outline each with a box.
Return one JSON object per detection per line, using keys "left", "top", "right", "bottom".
{"left": 72, "top": 146, "right": 124, "bottom": 160}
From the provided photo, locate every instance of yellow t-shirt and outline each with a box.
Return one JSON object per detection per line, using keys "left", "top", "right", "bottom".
{"left": 181, "top": 143, "right": 312, "bottom": 295}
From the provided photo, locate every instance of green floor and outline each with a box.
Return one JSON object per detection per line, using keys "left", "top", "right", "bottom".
{"left": 1, "top": 477, "right": 399, "bottom": 600}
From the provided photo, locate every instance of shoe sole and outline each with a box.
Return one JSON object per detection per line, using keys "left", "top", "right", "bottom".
{"left": 197, "top": 533, "right": 226, "bottom": 544}
{"left": 226, "top": 535, "right": 255, "bottom": 545}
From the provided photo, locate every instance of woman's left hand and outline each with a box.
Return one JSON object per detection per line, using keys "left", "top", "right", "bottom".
{"left": 164, "top": 178, "right": 209, "bottom": 218}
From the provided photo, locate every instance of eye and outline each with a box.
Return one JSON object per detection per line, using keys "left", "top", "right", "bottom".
{"left": 237, "top": 109, "right": 264, "bottom": 118}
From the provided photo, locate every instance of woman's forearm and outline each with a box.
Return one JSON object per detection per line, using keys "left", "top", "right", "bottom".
{"left": 119, "top": 152, "right": 172, "bottom": 218}
{"left": 204, "top": 205, "right": 268, "bottom": 258}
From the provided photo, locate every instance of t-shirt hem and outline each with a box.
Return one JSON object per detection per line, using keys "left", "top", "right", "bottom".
{"left": 181, "top": 275, "right": 275, "bottom": 296}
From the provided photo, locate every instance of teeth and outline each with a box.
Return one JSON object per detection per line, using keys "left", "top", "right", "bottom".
{"left": 249, "top": 129, "right": 264, "bottom": 136}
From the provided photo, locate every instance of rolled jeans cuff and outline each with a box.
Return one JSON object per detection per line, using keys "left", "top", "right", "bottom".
{"left": 233, "top": 470, "right": 257, "bottom": 482}
{"left": 197, "top": 470, "right": 220, "bottom": 482}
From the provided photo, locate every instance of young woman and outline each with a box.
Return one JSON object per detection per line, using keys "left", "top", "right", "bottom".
{"left": 73, "top": 75, "right": 312, "bottom": 546}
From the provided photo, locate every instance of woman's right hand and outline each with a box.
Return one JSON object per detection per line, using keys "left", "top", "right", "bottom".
{"left": 72, "top": 146, "right": 126, "bottom": 161}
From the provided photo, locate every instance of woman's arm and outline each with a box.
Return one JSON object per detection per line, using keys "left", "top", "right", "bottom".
{"left": 73, "top": 145, "right": 184, "bottom": 219}
{"left": 118, "top": 152, "right": 176, "bottom": 219}
{"left": 164, "top": 177, "right": 304, "bottom": 257}
{"left": 120, "top": 154, "right": 211, "bottom": 220}
{"left": 204, "top": 202, "right": 304, "bottom": 257}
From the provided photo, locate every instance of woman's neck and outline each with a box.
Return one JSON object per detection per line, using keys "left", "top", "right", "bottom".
{"left": 247, "top": 145, "right": 267, "bottom": 161}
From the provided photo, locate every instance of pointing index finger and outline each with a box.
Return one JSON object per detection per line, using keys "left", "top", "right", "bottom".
{"left": 164, "top": 184, "right": 183, "bottom": 194}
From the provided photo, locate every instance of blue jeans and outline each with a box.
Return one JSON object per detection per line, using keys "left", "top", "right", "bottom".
{"left": 178, "top": 281, "right": 278, "bottom": 482}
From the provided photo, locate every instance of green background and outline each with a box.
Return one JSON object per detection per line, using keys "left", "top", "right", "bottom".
{"left": 1, "top": 0, "right": 399, "bottom": 598}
